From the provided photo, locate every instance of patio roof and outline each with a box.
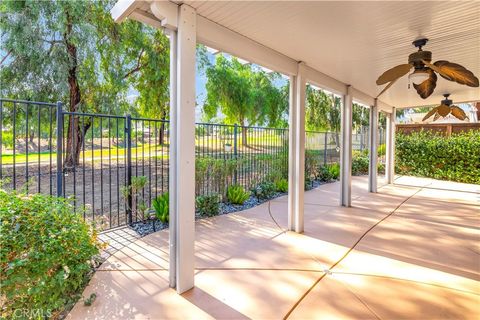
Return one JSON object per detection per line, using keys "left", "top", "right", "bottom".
{"left": 110, "top": 0, "right": 479, "bottom": 294}
{"left": 113, "top": 1, "right": 480, "bottom": 108}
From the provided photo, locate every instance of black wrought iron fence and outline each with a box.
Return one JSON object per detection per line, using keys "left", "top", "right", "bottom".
{"left": 0, "top": 98, "right": 384, "bottom": 230}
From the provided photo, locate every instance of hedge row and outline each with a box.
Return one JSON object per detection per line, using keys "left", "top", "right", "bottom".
{"left": 395, "top": 130, "right": 480, "bottom": 184}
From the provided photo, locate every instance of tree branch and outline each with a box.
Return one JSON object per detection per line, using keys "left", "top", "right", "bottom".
{"left": 0, "top": 50, "right": 12, "bottom": 66}
{"left": 123, "top": 48, "right": 145, "bottom": 79}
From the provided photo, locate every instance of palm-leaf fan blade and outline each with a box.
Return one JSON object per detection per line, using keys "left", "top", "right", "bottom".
{"left": 376, "top": 64, "right": 412, "bottom": 85}
{"left": 422, "top": 60, "right": 479, "bottom": 87}
{"left": 437, "top": 104, "right": 451, "bottom": 117}
{"left": 422, "top": 106, "right": 439, "bottom": 121}
{"left": 450, "top": 105, "right": 468, "bottom": 120}
{"left": 413, "top": 69, "right": 437, "bottom": 99}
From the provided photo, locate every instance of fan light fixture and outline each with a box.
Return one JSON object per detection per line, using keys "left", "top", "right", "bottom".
{"left": 408, "top": 69, "right": 430, "bottom": 86}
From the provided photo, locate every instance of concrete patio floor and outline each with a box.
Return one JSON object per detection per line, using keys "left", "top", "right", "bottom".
{"left": 69, "top": 176, "right": 480, "bottom": 319}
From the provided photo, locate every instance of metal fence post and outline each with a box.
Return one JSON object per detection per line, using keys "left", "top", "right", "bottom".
{"left": 56, "top": 102, "right": 63, "bottom": 197}
{"left": 323, "top": 133, "right": 328, "bottom": 166}
{"left": 233, "top": 123, "right": 238, "bottom": 184}
{"left": 125, "top": 114, "right": 133, "bottom": 225}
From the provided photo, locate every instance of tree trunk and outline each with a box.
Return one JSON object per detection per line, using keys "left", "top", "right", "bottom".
{"left": 63, "top": 11, "right": 88, "bottom": 168}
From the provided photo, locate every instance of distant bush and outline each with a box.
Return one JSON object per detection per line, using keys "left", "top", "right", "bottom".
{"left": 227, "top": 185, "right": 250, "bottom": 205}
{"left": 352, "top": 151, "right": 369, "bottom": 175}
{"left": 0, "top": 190, "right": 101, "bottom": 318}
{"left": 396, "top": 130, "right": 480, "bottom": 184}
{"left": 252, "top": 181, "right": 276, "bottom": 200}
{"left": 152, "top": 192, "right": 169, "bottom": 223}
{"left": 1, "top": 131, "right": 14, "bottom": 149}
{"left": 378, "top": 143, "right": 386, "bottom": 156}
{"left": 196, "top": 194, "right": 221, "bottom": 217}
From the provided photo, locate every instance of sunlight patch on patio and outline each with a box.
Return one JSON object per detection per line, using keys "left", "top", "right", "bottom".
{"left": 68, "top": 176, "right": 480, "bottom": 319}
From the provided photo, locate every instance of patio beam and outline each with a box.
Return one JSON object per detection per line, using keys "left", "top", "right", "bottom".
{"left": 340, "top": 85, "right": 353, "bottom": 207}
{"left": 386, "top": 107, "right": 396, "bottom": 184}
{"left": 171, "top": 4, "right": 196, "bottom": 294}
{"left": 287, "top": 75, "right": 297, "bottom": 231}
{"left": 368, "top": 100, "right": 378, "bottom": 192}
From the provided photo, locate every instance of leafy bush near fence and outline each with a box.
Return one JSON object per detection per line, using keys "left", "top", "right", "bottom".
{"left": 252, "top": 181, "right": 276, "bottom": 200}
{"left": 274, "top": 178, "right": 288, "bottom": 193}
{"left": 153, "top": 192, "right": 169, "bottom": 223}
{"left": 318, "top": 163, "right": 340, "bottom": 182}
{"left": 0, "top": 190, "right": 101, "bottom": 319}
{"left": 227, "top": 185, "right": 250, "bottom": 205}
{"left": 352, "top": 150, "right": 369, "bottom": 175}
{"left": 196, "top": 194, "right": 221, "bottom": 217}
{"left": 195, "top": 158, "right": 237, "bottom": 198}
{"left": 396, "top": 130, "right": 480, "bottom": 184}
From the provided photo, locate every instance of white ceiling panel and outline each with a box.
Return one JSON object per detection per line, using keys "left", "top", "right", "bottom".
{"left": 182, "top": 1, "right": 480, "bottom": 107}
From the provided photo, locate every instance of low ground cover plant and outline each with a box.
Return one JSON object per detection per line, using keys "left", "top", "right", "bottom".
{"left": 0, "top": 190, "right": 101, "bottom": 319}
{"left": 196, "top": 194, "right": 221, "bottom": 217}
{"left": 396, "top": 130, "right": 480, "bottom": 184}
{"left": 226, "top": 185, "right": 250, "bottom": 205}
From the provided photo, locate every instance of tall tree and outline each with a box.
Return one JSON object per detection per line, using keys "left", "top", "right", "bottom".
{"left": 203, "top": 55, "right": 287, "bottom": 145}
{"left": 0, "top": 0, "right": 170, "bottom": 166}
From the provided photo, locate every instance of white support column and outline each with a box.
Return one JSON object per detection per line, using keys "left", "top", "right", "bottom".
{"left": 385, "top": 107, "right": 396, "bottom": 184}
{"left": 340, "top": 85, "right": 353, "bottom": 207}
{"left": 293, "top": 62, "right": 307, "bottom": 233}
{"left": 173, "top": 4, "right": 196, "bottom": 294}
{"left": 287, "top": 75, "right": 297, "bottom": 231}
{"left": 168, "top": 29, "right": 178, "bottom": 289}
{"left": 368, "top": 100, "right": 378, "bottom": 193}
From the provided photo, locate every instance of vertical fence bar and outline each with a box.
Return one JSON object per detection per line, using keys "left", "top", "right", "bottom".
{"left": 56, "top": 102, "right": 63, "bottom": 197}
{"left": 323, "top": 132, "right": 328, "bottom": 166}
{"left": 233, "top": 123, "right": 238, "bottom": 184}
{"left": 125, "top": 114, "right": 133, "bottom": 226}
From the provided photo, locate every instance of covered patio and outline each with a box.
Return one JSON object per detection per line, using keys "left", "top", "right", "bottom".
{"left": 68, "top": 1, "right": 479, "bottom": 318}
{"left": 69, "top": 176, "right": 479, "bottom": 319}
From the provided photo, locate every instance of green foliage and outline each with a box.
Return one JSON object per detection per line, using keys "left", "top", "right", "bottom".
{"left": 1, "top": 131, "right": 14, "bottom": 149}
{"left": 121, "top": 176, "right": 148, "bottom": 220}
{"left": 305, "top": 86, "right": 341, "bottom": 132}
{"left": 274, "top": 178, "right": 288, "bottom": 193}
{"left": 305, "top": 150, "right": 320, "bottom": 181}
{"left": 227, "top": 185, "right": 250, "bottom": 205}
{"left": 252, "top": 181, "right": 276, "bottom": 200}
{"left": 196, "top": 194, "right": 221, "bottom": 217}
{"left": 0, "top": 190, "right": 101, "bottom": 318}
{"left": 152, "top": 193, "right": 169, "bottom": 223}
{"left": 378, "top": 143, "right": 386, "bottom": 157}
{"left": 203, "top": 55, "right": 287, "bottom": 129}
{"left": 352, "top": 151, "right": 369, "bottom": 176}
{"left": 396, "top": 130, "right": 480, "bottom": 184}
{"left": 195, "top": 157, "right": 238, "bottom": 198}
{"left": 318, "top": 163, "right": 340, "bottom": 182}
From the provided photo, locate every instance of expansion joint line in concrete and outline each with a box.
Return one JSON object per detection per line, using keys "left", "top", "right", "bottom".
{"left": 282, "top": 185, "right": 427, "bottom": 319}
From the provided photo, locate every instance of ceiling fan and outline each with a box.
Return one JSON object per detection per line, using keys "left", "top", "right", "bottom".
{"left": 422, "top": 94, "right": 468, "bottom": 122}
{"left": 376, "top": 38, "right": 479, "bottom": 99}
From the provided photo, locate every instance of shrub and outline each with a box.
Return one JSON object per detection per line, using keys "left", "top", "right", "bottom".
{"left": 252, "top": 181, "right": 276, "bottom": 200}
{"left": 195, "top": 158, "right": 237, "bottom": 198}
{"left": 274, "top": 178, "right": 288, "bottom": 193}
{"left": 352, "top": 151, "right": 369, "bottom": 175}
{"left": 227, "top": 185, "right": 250, "bottom": 205}
{"left": 396, "top": 130, "right": 480, "bottom": 184}
{"left": 319, "top": 163, "right": 340, "bottom": 181}
{"left": 305, "top": 150, "right": 320, "bottom": 181}
{"left": 1, "top": 131, "right": 14, "bottom": 149}
{"left": 196, "top": 194, "right": 221, "bottom": 217}
{"left": 0, "top": 190, "right": 101, "bottom": 318}
{"left": 152, "top": 192, "right": 169, "bottom": 223}
{"left": 328, "top": 163, "right": 340, "bottom": 180}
